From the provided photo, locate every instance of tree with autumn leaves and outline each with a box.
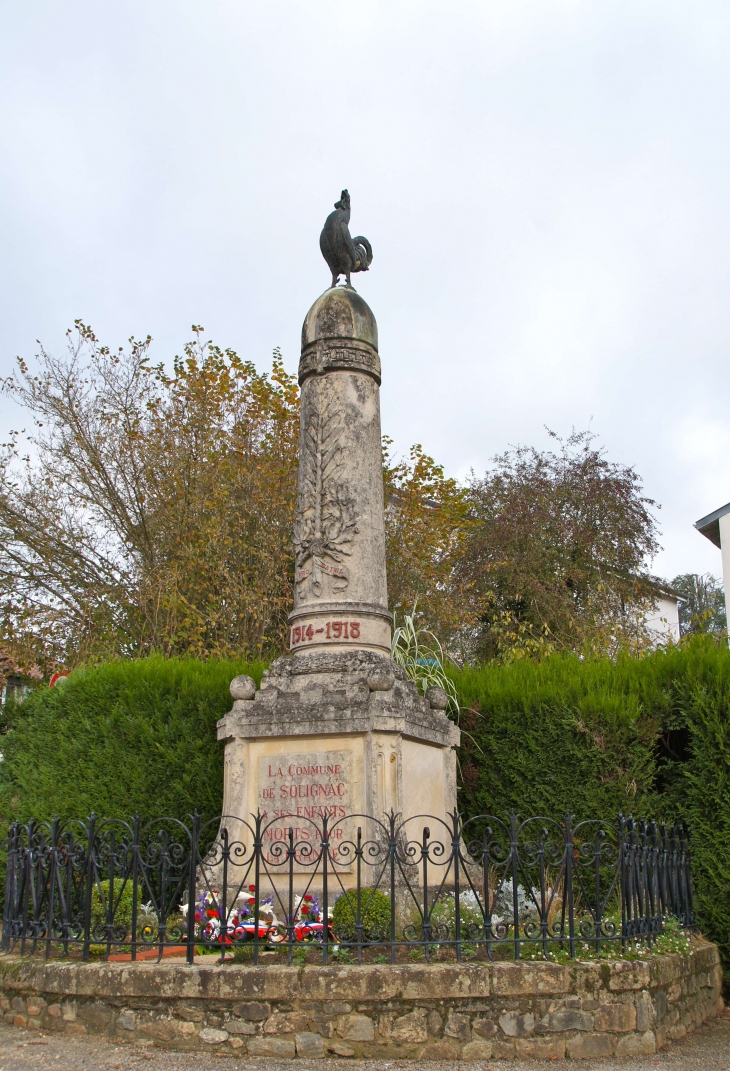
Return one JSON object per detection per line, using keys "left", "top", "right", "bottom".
{"left": 462, "top": 430, "right": 662, "bottom": 661}
{"left": 382, "top": 439, "right": 485, "bottom": 658}
{"left": 0, "top": 325, "right": 664, "bottom": 673}
{"left": 0, "top": 324, "right": 299, "bottom": 669}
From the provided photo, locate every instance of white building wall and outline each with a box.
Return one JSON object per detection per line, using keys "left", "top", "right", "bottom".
{"left": 720, "top": 512, "right": 730, "bottom": 631}
{"left": 644, "top": 595, "right": 681, "bottom": 646}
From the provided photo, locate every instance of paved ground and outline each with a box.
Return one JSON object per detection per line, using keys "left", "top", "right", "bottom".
{"left": 0, "top": 1015, "right": 729, "bottom": 1071}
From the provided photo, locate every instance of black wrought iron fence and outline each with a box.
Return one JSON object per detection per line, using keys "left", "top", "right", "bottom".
{"left": 1, "top": 810, "right": 694, "bottom": 965}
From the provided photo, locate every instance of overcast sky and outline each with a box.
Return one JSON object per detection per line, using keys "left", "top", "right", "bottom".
{"left": 1, "top": 1, "right": 729, "bottom": 581}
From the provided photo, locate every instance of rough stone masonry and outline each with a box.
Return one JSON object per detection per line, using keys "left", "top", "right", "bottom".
{"left": 0, "top": 940, "right": 722, "bottom": 1058}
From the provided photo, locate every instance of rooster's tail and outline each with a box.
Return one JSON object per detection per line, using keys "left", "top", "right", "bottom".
{"left": 352, "top": 236, "right": 373, "bottom": 272}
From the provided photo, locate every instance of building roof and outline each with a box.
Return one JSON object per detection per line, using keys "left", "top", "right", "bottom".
{"left": 656, "top": 586, "right": 686, "bottom": 604}
{"left": 645, "top": 577, "right": 686, "bottom": 604}
{"left": 695, "top": 501, "right": 730, "bottom": 549}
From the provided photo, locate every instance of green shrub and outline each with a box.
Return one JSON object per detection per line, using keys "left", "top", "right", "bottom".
{"left": 426, "top": 891, "right": 484, "bottom": 945}
{"left": 90, "top": 878, "right": 134, "bottom": 937}
{"left": 232, "top": 943, "right": 255, "bottom": 963}
{"left": 1, "top": 640, "right": 728, "bottom": 986}
{"left": 332, "top": 889, "right": 391, "bottom": 943}
{"left": 0, "top": 655, "right": 265, "bottom": 824}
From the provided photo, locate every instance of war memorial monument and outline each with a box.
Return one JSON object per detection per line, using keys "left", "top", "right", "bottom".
{"left": 0, "top": 192, "right": 719, "bottom": 1063}
{"left": 216, "top": 191, "right": 460, "bottom": 843}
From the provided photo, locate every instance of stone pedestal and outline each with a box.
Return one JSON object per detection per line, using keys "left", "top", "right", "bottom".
{"left": 217, "top": 286, "right": 459, "bottom": 848}
{"left": 218, "top": 649, "right": 459, "bottom": 834}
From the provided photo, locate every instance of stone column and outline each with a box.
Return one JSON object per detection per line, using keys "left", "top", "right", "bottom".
{"left": 289, "top": 287, "right": 391, "bottom": 656}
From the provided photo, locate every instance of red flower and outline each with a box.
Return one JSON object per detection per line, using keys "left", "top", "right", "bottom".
{"left": 248, "top": 885, "right": 256, "bottom": 893}
{"left": 303, "top": 894, "right": 313, "bottom": 902}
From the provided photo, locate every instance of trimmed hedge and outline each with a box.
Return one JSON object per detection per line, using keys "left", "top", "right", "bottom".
{"left": 452, "top": 637, "right": 730, "bottom": 978}
{"left": 661, "top": 655, "right": 730, "bottom": 976}
{"left": 0, "top": 656, "right": 264, "bottom": 825}
{"left": 452, "top": 651, "right": 669, "bottom": 820}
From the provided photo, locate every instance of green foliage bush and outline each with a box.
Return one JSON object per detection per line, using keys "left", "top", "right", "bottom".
{"left": 90, "top": 878, "right": 134, "bottom": 935}
{"left": 427, "top": 891, "right": 484, "bottom": 940}
{"left": 0, "top": 656, "right": 264, "bottom": 824}
{"left": 659, "top": 651, "right": 730, "bottom": 980}
{"left": 332, "top": 889, "right": 391, "bottom": 943}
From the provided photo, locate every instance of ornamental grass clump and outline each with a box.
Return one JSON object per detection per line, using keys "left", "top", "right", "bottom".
{"left": 390, "top": 609, "right": 459, "bottom": 717}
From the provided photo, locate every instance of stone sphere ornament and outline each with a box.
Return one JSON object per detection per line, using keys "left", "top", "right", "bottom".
{"left": 367, "top": 666, "right": 395, "bottom": 692}
{"left": 426, "top": 686, "right": 449, "bottom": 711}
{"left": 229, "top": 675, "right": 256, "bottom": 701}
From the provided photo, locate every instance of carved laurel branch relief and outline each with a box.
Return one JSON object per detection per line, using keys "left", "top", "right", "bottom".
{"left": 294, "top": 380, "right": 358, "bottom": 598}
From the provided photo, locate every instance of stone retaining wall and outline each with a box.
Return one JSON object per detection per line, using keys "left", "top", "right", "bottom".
{"left": 0, "top": 941, "right": 723, "bottom": 1060}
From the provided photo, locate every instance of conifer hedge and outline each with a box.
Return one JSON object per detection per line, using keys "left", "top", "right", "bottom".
{"left": 452, "top": 637, "right": 730, "bottom": 977}
{"left": 454, "top": 656, "right": 660, "bottom": 820}
{"left": 0, "top": 656, "right": 264, "bottom": 825}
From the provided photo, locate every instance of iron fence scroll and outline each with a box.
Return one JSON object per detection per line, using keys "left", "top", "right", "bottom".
{"left": 1, "top": 810, "right": 694, "bottom": 964}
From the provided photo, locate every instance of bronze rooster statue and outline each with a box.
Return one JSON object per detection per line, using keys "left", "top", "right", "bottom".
{"left": 320, "top": 190, "right": 373, "bottom": 289}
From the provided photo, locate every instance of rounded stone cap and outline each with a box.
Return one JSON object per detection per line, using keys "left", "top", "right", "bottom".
{"left": 230, "top": 674, "right": 256, "bottom": 701}
{"left": 426, "top": 685, "right": 450, "bottom": 711}
{"left": 302, "top": 287, "right": 378, "bottom": 353}
{"left": 367, "top": 666, "right": 395, "bottom": 692}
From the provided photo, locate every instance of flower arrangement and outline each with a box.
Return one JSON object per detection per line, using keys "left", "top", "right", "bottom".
{"left": 180, "top": 886, "right": 278, "bottom": 945}
{"left": 295, "top": 893, "right": 324, "bottom": 922}
{"left": 289, "top": 893, "right": 339, "bottom": 943}
{"left": 177, "top": 887, "right": 338, "bottom": 947}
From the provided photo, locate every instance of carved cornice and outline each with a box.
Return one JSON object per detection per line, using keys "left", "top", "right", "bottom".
{"left": 299, "top": 338, "right": 381, "bottom": 385}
